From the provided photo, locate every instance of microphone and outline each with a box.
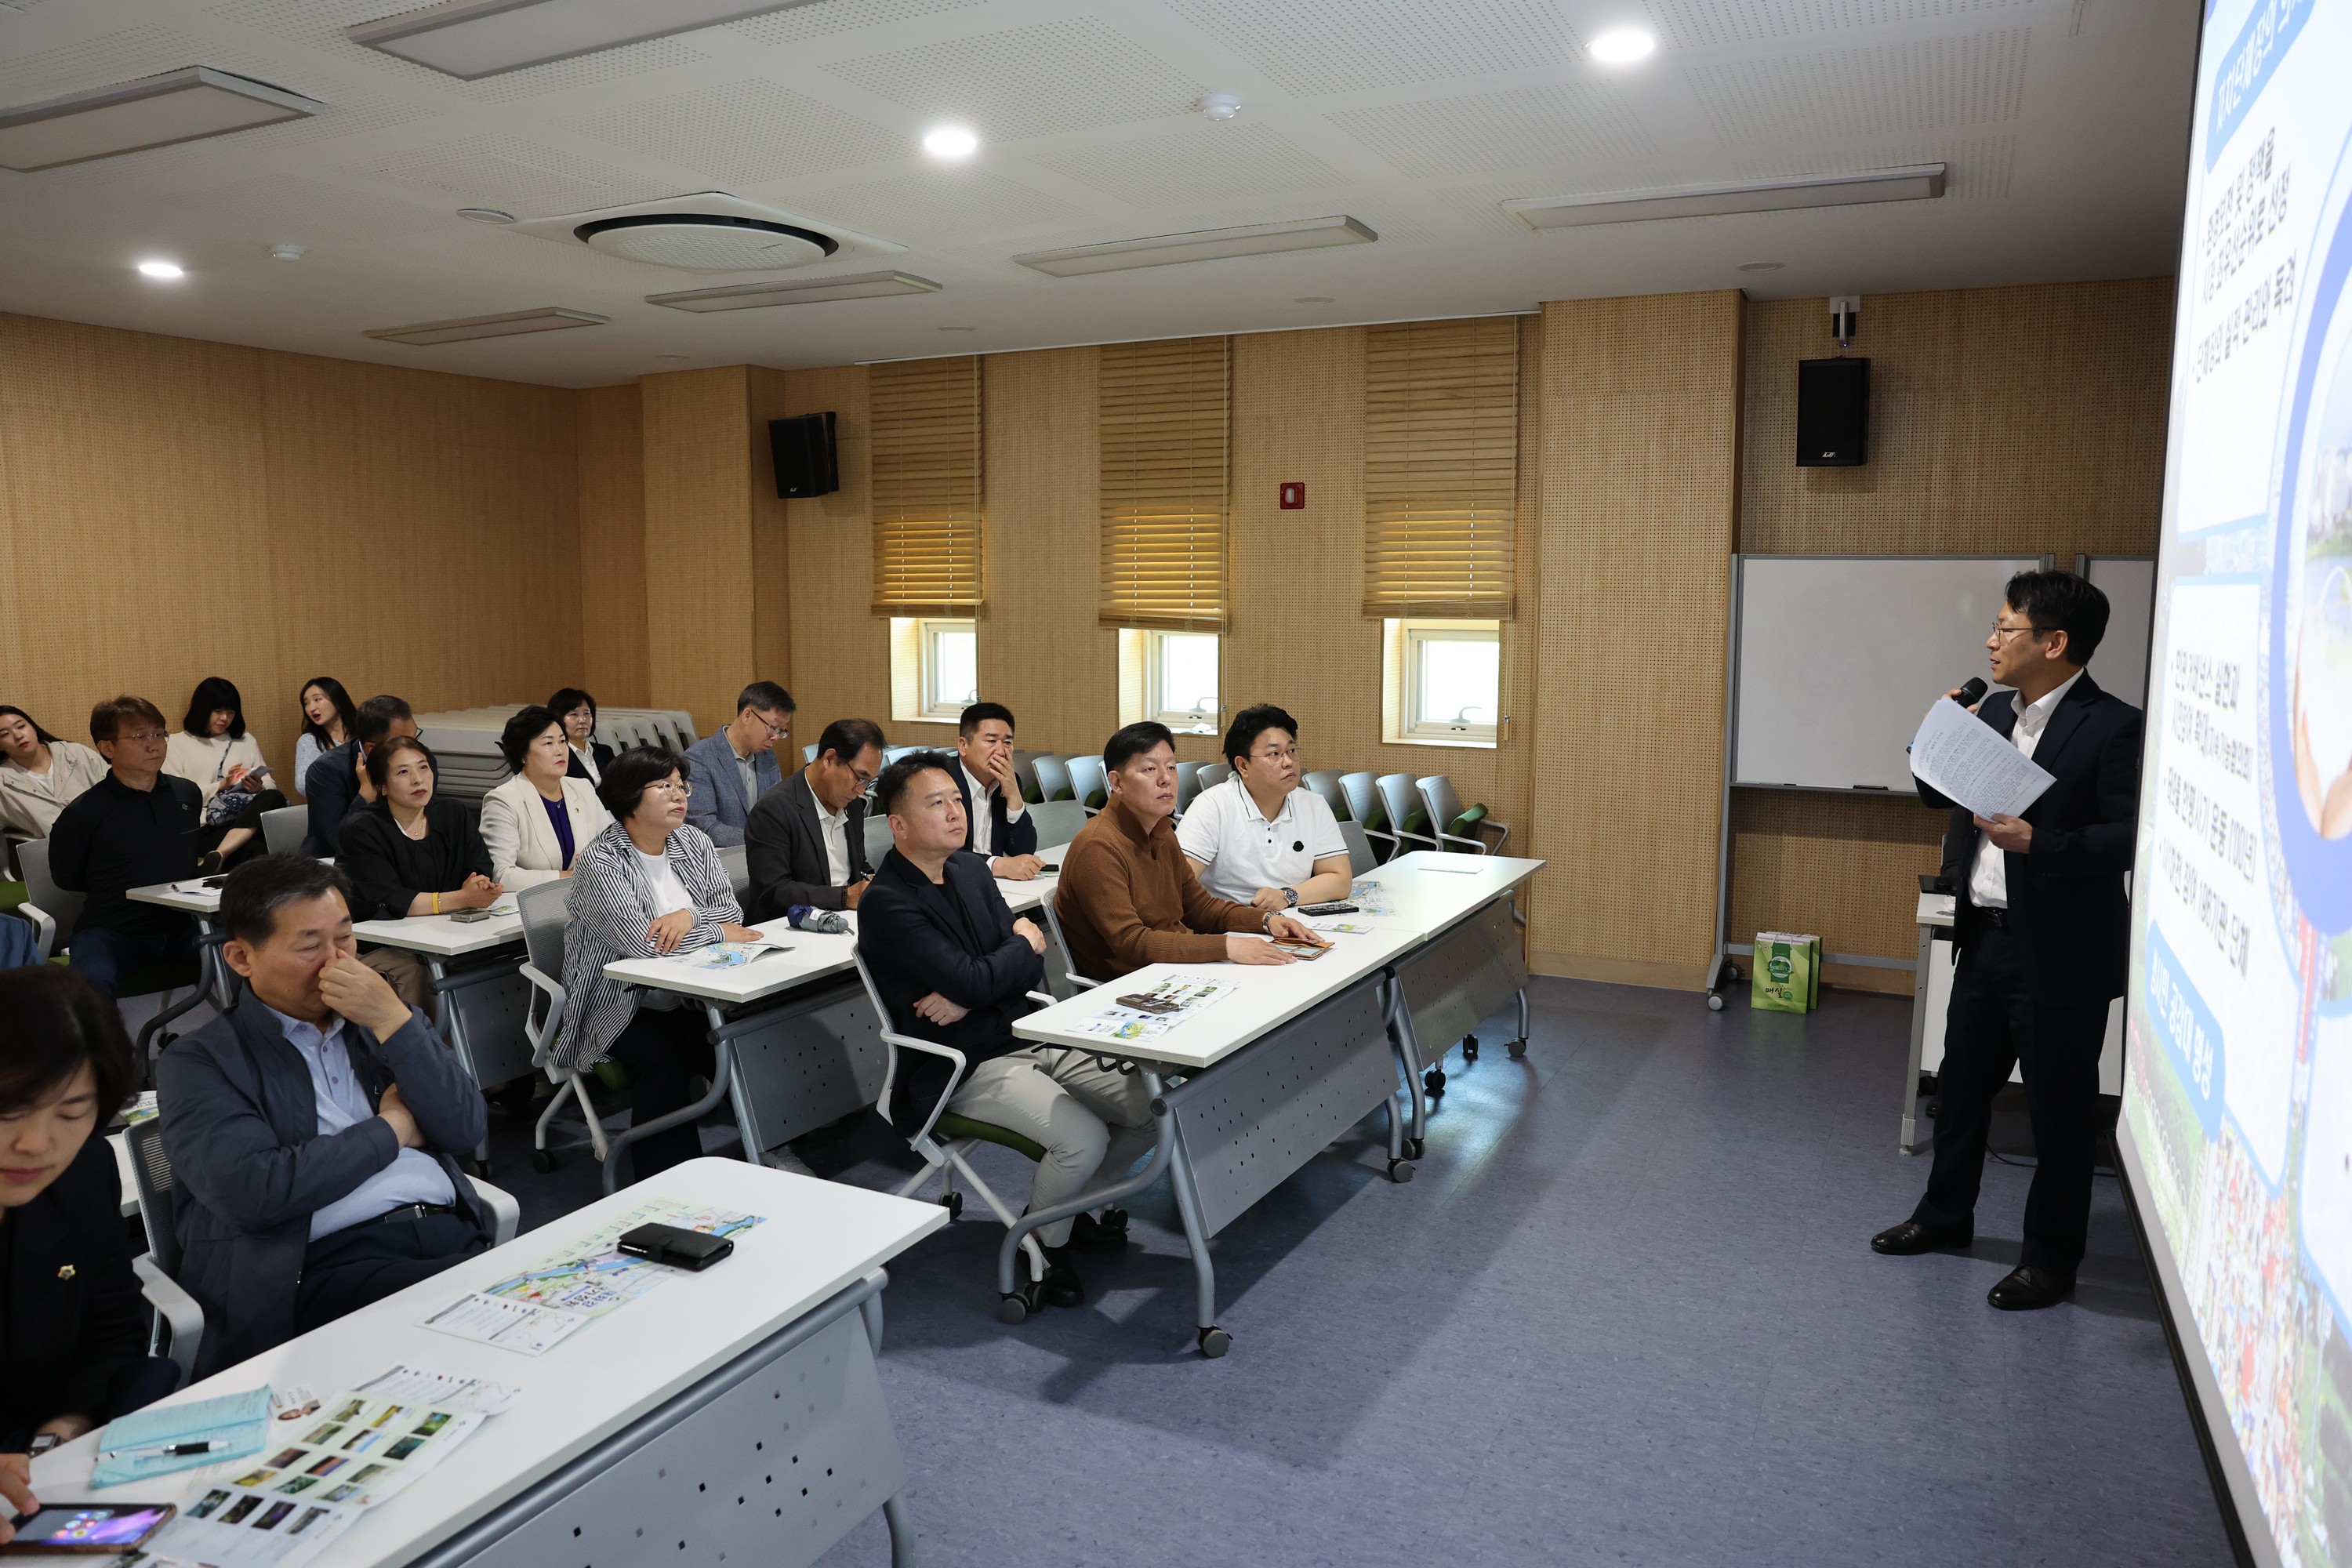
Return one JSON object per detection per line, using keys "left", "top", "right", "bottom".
{"left": 1954, "top": 677, "right": 1987, "bottom": 707}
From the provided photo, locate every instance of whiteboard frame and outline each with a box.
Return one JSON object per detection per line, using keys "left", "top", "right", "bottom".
{"left": 1707, "top": 551, "right": 2054, "bottom": 1003}
{"left": 2077, "top": 554, "right": 2158, "bottom": 710}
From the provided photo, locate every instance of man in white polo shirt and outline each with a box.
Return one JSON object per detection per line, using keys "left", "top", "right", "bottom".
{"left": 1178, "top": 704, "right": 1352, "bottom": 911}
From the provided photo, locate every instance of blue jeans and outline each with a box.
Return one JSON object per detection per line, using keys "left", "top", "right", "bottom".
{"left": 68, "top": 924, "right": 198, "bottom": 1000}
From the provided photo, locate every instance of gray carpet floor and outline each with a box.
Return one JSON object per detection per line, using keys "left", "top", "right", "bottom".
{"left": 486, "top": 975, "right": 2234, "bottom": 1568}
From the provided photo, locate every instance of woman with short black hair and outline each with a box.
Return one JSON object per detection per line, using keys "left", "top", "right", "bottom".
{"left": 481, "top": 706, "right": 612, "bottom": 887}
{"left": 0, "top": 967, "right": 177, "bottom": 1518}
{"left": 335, "top": 735, "right": 502, "bottom": 1007}
{"left": 547, "top": 688, "right": 615, "bottom": 785}
{"left": 292, "top": 676, "right": 358, "bottom": 793}
{"left": 557, "top": 746, "right": 762, "bottom": 1178}
{"left": 164, "top": 676, "right": 285, "bottom": 870}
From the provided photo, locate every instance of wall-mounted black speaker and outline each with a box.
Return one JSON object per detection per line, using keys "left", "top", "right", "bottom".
{"left": 1796, "top": 357, "right": 1868, "bottom": 466}
{"left": 769, "top": 412, "right": 838, "bottom": 498}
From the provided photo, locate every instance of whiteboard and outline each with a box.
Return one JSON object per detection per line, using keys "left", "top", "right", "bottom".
{"left": 2080, "top": 556, "right": 2155, "bottom": 710}
{"left": 1730, "top": 555, "right": 2045, "bottom": 793}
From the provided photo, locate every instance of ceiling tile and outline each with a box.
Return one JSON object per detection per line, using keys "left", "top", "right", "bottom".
{"left": 1166, "top": 0, "right": 1584, "bottom": 97}
{"left": 573, "top": 78, "right": 906, "bottom": 183}
{"left": 824, "top": 17, "right": 1204, "bottom": 142}
{"left": 357, "top": 135, "right": 670, "bottom": 217}
{"left": 1031, "top": 122, "right": 1346, "bottom": 208}
{"left": 803, "top": 168, "right": 1087, "bottom": 238}
{"left": 0, "top": 23, "right": 211, "bottom": 98}
{"left": 1648, "top": 0, "right": 2025, "bottom": 50}
{"left": 463, "top": 37, "right": 710, "bottom": 104}
{"left": 1328, "top": 82, "right": 1653, "bottom": 180}
{"left": 728, "top": 0, "right": 994, "bottom": 46}
{"left": 1682, "top": 27, "right": 2031, "bottom": 146}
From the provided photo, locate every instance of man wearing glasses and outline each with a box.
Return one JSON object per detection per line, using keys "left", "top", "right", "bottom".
{"left": 48, "top": 695, "right": 205, "bottom": 1000}
{"left": 683, "top": 681, "right": 795, "bottom": 848}
{"left": 745, "top": 717, "right": 885, "bottom": 921}
{"left": 1871, "top": 570, "right": 2141, "bottom": 1312}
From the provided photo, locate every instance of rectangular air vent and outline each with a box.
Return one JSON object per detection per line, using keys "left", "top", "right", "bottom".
{"left": 0, "top": 67, "right": 323, "bottom": 172}
{"left": 646, "top": 270, "right": 943, "bottom": 311}
{"left": 364, "top": 307, "right": 608, "bottom": 345}
{"left": 1013, "top": 216, "right": 1376, "bottom": 277}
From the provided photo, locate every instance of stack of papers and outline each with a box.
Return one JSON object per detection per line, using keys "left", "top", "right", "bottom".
{"left": 667, "top": 935, "right": 793, "bottom": 970}
{"left": 1907, "top": 698, "right": 2054, "bottom": 818}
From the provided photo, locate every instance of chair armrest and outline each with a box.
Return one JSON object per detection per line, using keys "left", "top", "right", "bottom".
{"left": 1025, "top": 990, "right": 1059, "bottom": 1007}
{"left": 879, "top": 1030, "right": 970, "bottom": 1149}
{"left": 20, "top": 899, "right": 56, "bottom": 961}
{"left": 517, "top": 964, "right": 567, "bottom": 1069}
{"left": 470, "top": 1178, "right": 521, "bottom": 1246}
{"left": 132, "top": 1255, "right": 201, "bottom": 1387}
{"left": 1434, "top": 831, "right": 1490, "bottom": 855}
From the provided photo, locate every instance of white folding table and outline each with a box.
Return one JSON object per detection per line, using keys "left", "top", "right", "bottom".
{"left": 30, "top": 1160, "right": 945, "bottom": 1568}
{"left": 1005, "top": 926, "right": 1423, "bottom": 1356}
{"left": 123, "top": 879, "right": 238, "bottom": 1060}
{"left": 351, "top": 906, "right": 536, "bottom": 1118}
{"left": 592, "top": 855, "right": 1066, "bottom": 1192}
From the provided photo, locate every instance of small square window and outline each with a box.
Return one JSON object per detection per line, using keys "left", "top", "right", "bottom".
{"left": 892, "top": 617, "right": 976, "bottom": 724}
{"left": 1148, "top": 632, "right": 1221, "bottom": 732}
{"left": 1389, "top": 620, "right": 1500, "bottom": 746}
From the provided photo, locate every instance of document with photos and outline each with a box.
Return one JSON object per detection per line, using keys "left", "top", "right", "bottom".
{"left": 1907, "top": 695, "right": 2056, "bottom": 819}
{"left": 477, "top": 1196, "right": 767, "bottom": 1320}
{"left": 1073, "top": 978, "right": 1237, "bottom": 1040}
{"left": 421, "top": 1292, "right": 585, "bottom": 1356}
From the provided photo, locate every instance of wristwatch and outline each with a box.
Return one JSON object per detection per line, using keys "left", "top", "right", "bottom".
{"left": 1282, "top": 887, "right": 1299, "bottom": 908}
{"left": 29, "top": 1432, "right": 62, "bottom": 1456}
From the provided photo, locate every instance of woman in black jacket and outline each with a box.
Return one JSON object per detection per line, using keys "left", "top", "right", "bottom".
{"left": 0, "top": 967, "right": 176, "bottom": 1539}
{"left": 335, "top": 735, "right": 503, "bottom": 1007}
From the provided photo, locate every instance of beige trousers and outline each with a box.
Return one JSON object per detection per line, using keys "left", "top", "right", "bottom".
{"left": 948, "top": 1046, "right": 1156, "bottom": 1247}
{"left": 361, "top": 946, "right": 434, "bottom": 1012}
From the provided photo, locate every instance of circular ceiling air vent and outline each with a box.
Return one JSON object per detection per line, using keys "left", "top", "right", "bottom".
{"left": 573, "top": 213, "right": 838, "bottom": 274}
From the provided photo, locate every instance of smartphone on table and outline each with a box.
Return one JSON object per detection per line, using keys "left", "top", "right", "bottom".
{"left": 3, "top": 1502, "right": 176, "bottom": 1552}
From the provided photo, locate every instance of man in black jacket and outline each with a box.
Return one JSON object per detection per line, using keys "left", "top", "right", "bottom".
{"left": 951, "top": 702, "right": 1042, "bottom": 879}
{"left": 49, "top": 695, "right": 201, "bottom": 1000}
{"left": 744, "top": 717, "right": 881, "bottom": 921}
{"left": 300, "top": 693, "right": 415, "bottom": 857}
{"left": 1872, "top": 571, "right": 2142, "bottom": 1310}
{"left": 158, "top": 855, "right": 489, "bottom": 1374}
{"left": 858, "top": 750, "right": 1144, "bottom": 1308}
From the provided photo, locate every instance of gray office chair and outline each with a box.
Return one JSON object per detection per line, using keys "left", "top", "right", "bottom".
{"left": 1302, "top": 770, "right": 1348, "bottom": 819}
{"left": 1416, "top": 775, "right": 1508, "bottom": 855}
{"left": 863, "top": 811, "right": 896, "bottom": 869}
{"left": 1338, "top": 820, "right": 1379, "bottom": 878}
{"left": 1067, "top": 756, "right": 1109, "bottom": 815}
{"left": 804, "top": 742, "right": 821, "bottom": 764}
{"left": 1375, "top": 773, "right": 1437, "bottom": 855}
{"left": 717, "top": 844, "right": 750, "bottom": 906}
{"left": 848, "top": 950, "right": 1050, "bottom": 1318}
{"left": 1198, "top": 762, "right": 1232, "bottom": 791}
{"left": 1339, "top": 772, "right": 1394, "bottom": 858}
{"left": 882, "top": 746, "right": 920, "bottom": 765}
{"left": 1031, "top": 756, "right": 1073, "bottom": 803}
{"left": 1173, "top": 762, "right": 1203, "bottom": 816}
{"left": 517, "top": 879, "right": 608, "bottom": 1171}
{"left": 1022, "top": 800, "right": 1085, "bottom": 854}
{"left": 16, "top": 843, "right": 204, "bottom": 1022}
{"left": 261, "top": 804, "right": 310, "bottom": 857}
{"left": 1040, "top": 898, "right": 1105, "bottom": 994}
{"left": 1011, "top": 751, "right": 1045, "bottom": 804}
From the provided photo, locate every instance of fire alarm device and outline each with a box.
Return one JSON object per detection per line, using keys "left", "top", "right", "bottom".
{"left": 1279, "top": 482, "right": 1305, "bottom": 508}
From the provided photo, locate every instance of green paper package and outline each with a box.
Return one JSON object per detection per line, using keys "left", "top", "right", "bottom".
{"left": 1751, "top": 932, "right": 1821, "bottom": 1013}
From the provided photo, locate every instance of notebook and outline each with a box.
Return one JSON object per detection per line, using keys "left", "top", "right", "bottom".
{"left": 93, "top": 1386, "right": 273, "bottom": 1488}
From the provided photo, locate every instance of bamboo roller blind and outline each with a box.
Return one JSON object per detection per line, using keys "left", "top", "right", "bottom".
{"left": 870, "top": 355, "right": 983, "bottom": 616}
{"left": 1098, "top": 336, "right": 1229, "bottom": 632}
{"left": 1363, "top": 315, "right": 1519, "bottom": 619}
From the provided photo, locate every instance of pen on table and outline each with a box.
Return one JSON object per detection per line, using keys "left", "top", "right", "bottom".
{"left": 100, "top": 1439, "right": 217, "bottom": 1459}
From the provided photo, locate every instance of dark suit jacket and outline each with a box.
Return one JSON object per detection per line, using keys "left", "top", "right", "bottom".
{"left": 0, "top": 1138, "right": 147, "bottom": 1449}
{"left": 566, "top": 740, "right": 615, "bottom": 783}
{"left": 744, "top": 768, "right": 871, "bottom": 921}
{"left": 1915, "top": 671, "right": 2141, "bottom": 1007}
{"left": 301, "top": 740, "right": 363, "bottom": 857}
{"left": 857, "top": 848, "right": 1043, "bottom": 1124}
{"left": 157, "top": 1000, "right": 488, "bottom": 1377}
{"left": 954, "top": 764, "right": 1038, "bottom": 862}
{"left": 336, "top": 797, "right": 492, "bottom": 920}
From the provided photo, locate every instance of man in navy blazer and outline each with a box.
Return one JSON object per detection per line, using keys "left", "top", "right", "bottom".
{"left": 951, "top": 701, "right": 1043, "bottom": 878}
{"left": 158, "top": 855, "right": 489, "bottom": 1374}
{"left": 682, "top": 681, "right": 794, "bottom": 848}
{"left": 1872, "top": 571, "right": 2142, "bottom": 1311}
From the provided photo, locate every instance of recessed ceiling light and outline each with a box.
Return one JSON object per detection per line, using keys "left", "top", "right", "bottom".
{"left": 921, "top": 125, "right": 978, "bottom": 159}
{"left": 1588, "top": 28, "right": 1657, "bottom": 64}
{"left": 1200, "top": 93, "right": 1241, "bottom": 121}
{"left": 1294, "top": 295, "right": 1335, "bottom": 303}
{"left": 0, "top": 67, "right": 322, "bottom": 172}
{"left": 1739, "top": 261, "right": 1785, "bottom": 272}
{"left": 644, "top": 270, "right": 944, "bottom": 313}
{"left": 270, "top": 243, "right": 305, "bottom": 261}
{"left": 136, "top": 260, "right": 185, "bottom": 280}
{"left": 457, "top": 207, "right": 516, "bottom": 224}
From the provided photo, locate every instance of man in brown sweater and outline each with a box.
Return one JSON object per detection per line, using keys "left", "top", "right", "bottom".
{"left": 1054, "top": 722, "right": 1324, "bottom": 982}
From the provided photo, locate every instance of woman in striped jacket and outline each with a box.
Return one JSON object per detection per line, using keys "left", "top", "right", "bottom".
{"left": 556, "top": 746, "right": 764, "bottom": 1178}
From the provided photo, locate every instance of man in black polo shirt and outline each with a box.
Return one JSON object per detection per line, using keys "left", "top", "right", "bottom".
{"left": 49, "top": 695, "right": 203, "bottom": 1000}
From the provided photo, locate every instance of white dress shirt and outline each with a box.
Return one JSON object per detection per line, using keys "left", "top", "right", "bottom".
{"left": 809, "top": 775, "right": 851, "bottom": 885}
{"left": 570, "top": 743, "right": 603, "bottom": 785}
{"left": 962, "top": 761, "right": 1024, "bottom": 858}
{"left": 1966, "top": 670, "right": 2082, "bottom": 909}
{"left": 1177, "top": 779, "right": 1347, "bottom": 904}
{"left": 265, "top": 1003, "right": 456, "bottom": 1240}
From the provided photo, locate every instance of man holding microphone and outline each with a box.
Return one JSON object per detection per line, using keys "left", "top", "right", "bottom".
{"left": 1871, "top": 570, "right": 2141, "bottom": 1311}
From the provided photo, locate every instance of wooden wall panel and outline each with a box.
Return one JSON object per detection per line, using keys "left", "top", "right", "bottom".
{"left": 982, "top": 346, "right": 1112, "bottom": 755}
{"left": 1530, "top": 292, "right": 1745, "bottom": 986}
{"left": 640, "top": 366, "right": 754, "bottom": 737}
{"left": 1729, "top": 279, "right": 2172, "bottom": 971}
{"left": 747, "top": 366, "right": 797, "bottom": 702}
{"left": 776, "top": 365, "right": 890, "bottom": 746}
{"left": 578, "top": 383, "right": 649, "bottom": 710}
{"left": 0, "top": 312, "right": 579, "bottom": 787}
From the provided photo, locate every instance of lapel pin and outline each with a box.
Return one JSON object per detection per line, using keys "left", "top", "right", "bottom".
{"left": 57, "top": 1264, "right": 76, "bottom": 1280}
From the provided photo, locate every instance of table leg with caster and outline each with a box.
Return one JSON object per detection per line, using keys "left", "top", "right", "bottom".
{"left": 1508, "top": 988, "right": 1530, "bottom": 1058}
{"left": 1161, "top": 1117, "right": 1227, "bottom": 1357}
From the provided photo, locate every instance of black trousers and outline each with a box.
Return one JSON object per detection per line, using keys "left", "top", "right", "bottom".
{"left": 608, "top": 1004, "right": 717, "bottom": 1181}
{"left": 1911, "top": 923, "right": 2109, "bottom": 1276}
{"left": 295, "top": 1210, "right": 487, "bottom": 1334}
{"left": 199, "top": 787, "right": 289, "bottom": 863}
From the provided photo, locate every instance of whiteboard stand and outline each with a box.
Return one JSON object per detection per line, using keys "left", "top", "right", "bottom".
{"left": 1704, "top": 553, "right": 2050, "bottom": 1011}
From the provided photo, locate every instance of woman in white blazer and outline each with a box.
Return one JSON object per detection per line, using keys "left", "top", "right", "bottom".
{"left": 481, "top": 705, "right": 613, "bottom": 888}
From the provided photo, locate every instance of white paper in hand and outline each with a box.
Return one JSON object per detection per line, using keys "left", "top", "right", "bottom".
{"left": 1908, "top": 697, "right": 2056, "bottom": 819}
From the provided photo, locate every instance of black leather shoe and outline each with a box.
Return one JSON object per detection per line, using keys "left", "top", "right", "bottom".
{"left": 1870, "top": 1218, "right": 1973, "bottom": 1255}
{"left": 1040, "top": 1246, "right": 1084, "bottom": 1308}
{"left": 1068, "top": 1208, "right": 1129, "bottom": 1254}
{"left": 1987, "top": 1265, "right": 2074, "bottom": 1310}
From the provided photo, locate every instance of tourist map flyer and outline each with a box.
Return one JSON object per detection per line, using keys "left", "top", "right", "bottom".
{"left": 1074, "top": 978, "right": 1237, "bottom": 1040}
